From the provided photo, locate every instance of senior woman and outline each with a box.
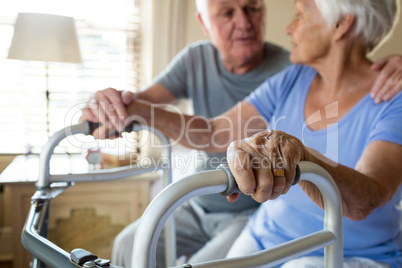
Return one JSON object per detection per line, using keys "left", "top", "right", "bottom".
{"left": 223, "top": 0, "right": 402, "bottom": 267}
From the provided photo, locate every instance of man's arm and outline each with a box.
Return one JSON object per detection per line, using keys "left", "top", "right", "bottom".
{"left": 135, "top": 84, "right": 178, "bottom": 104}
{"left": 91, "top": 99, "right": 267, "bottom": 153}
{"left": 371, "top": 55, "right": 402, "bottom": 103}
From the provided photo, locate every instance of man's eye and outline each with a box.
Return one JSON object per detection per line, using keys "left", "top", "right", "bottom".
{"left": 246, "top": 6, "right": 260, "bottom": 12}
{"left": 221, "top": 10, "right": 234, "bottom": 17}
{"left": 243, "top": 5, "right": 262, "bottom": 16}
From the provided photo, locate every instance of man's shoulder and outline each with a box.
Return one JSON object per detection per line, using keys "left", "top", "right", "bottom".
{"left": 248, "top": 41, "right": 291, "bottom": 75}
{"left": 264, "top": 41, "right": 288, "bottom": 52}
{"left": 187, "top": 39, "right": 213, "bottom": 48}
{"left": 183, "top": 40, "right": 288, "bottom": 57}
{"left": 183, "top": 40, "right": 215, "bottom": 54}
{"left": 173, "top": 40, "right": 216, "bottom": 64}
{"left": 264, "top": 41, "right": 289, "bottom": 55}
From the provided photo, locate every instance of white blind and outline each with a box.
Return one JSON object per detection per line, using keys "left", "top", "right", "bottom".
{"left": 0, "top": 0, "right": 141, "bottom": 154}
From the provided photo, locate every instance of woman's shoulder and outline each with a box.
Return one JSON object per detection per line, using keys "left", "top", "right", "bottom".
{"left": 249, "top": 65, "right": 313, "bottom": 103}
{"left": 265, "top": 64, "right": 316, "bottom": 89}
{"left": 287, "top": 64, "right": 316, "bottom": 76}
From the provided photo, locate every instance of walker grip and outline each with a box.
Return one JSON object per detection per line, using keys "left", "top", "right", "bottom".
{"left": 218, "top": 164, "right": 300, "bottom": 196}
{"left": 70, "top": 248, "right": 97, "bottom": 266}
{"left": 87, "top": 120, "right": 137, "bottom": 136}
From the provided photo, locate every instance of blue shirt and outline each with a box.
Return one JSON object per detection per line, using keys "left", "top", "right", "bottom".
{"left": 245, "top": 64, "right": 402, "bottom": 267}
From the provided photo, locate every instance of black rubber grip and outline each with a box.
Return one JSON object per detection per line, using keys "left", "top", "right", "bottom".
{"left": 87, "top": 120, "right": 136, "bottom": 136}
{"left": 293, "top": 164, "right": 301, "bottom": 185}
{"left": 70, "top": 248, "right": 97, "bottom": 265}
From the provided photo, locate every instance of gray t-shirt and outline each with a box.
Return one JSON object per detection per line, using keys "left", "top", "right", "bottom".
{"left": 155, "top": 40, "right": 291, "bottom": 212}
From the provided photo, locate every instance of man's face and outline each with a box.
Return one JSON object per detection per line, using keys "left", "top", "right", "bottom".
{"left": 205, "top": 0, "right": 266, "bottom": 66}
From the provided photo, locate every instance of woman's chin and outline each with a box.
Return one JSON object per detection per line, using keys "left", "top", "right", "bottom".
{"left": 289, "top": 53, "right": 302, "bottom": 64}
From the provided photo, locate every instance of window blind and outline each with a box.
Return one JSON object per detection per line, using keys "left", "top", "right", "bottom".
{"left": 0, "top": 0, "right": 141, "bottom": 154}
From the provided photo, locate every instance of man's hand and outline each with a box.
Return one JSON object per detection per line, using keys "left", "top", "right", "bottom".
{"left": 371, "top": 55, "right": 402, "bottom": 104}
{"left": 81, "top": 88, "right": 135, "bottom": 138}
{"left": 226, "top": 130, "right": 307, "bottom": 203}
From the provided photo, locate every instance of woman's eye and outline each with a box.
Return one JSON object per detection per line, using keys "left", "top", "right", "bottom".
{"left": 292, "top": 13, "right": 302, "bottom": 21}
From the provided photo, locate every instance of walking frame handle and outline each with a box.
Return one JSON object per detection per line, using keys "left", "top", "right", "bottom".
{"left": 133, "top": 161, "right": 343, "bottom": 268}
{"left": 217, "top": 163, "right": 301, "bottom": 196}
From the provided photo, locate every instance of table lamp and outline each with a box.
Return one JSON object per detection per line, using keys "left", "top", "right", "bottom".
{"left": 7, "top": 13, "right": 82, "bottom": 137}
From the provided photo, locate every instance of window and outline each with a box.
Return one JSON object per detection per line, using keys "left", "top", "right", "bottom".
{"left": 0, "top": 0, "right": 141, "bottom": 154}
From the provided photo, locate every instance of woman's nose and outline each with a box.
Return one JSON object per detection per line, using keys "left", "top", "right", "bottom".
{"left": 286, "top": 21, "right": 294, "bottom": 36}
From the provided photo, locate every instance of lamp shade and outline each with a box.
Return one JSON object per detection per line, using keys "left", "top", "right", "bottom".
{"left": 8, "top": 13, "right": 82, "bottom": 63}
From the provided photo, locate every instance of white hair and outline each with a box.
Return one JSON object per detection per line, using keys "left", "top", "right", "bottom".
{"left": 195, "top": 0, "right": 211, "bottom": 29}
{"left": 314, "top": 0, "right": 398, "bottom": 51}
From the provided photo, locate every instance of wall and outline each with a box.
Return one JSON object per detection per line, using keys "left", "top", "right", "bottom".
{"left": 185, "top": 0, "right": 402, "bottom": 61}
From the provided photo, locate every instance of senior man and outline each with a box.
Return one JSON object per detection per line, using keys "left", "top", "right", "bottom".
{"left": 82, "top": 0, "right": 402, "bottom": 266}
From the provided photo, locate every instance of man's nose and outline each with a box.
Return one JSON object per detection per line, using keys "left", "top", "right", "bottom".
{"left": 235, "top": 10, "right": 252, "bottom": 30}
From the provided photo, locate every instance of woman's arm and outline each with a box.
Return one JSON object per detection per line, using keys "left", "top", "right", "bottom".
{"left": 227, "top": 130, "right": 402, "bottom": 221}
{"left": 301, "top": 140, "right": 402, "bottom": 220}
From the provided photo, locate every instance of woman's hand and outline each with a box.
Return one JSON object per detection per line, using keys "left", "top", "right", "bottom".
{"left": 226, "top": 130, "right": 308, "bottom": 203}
{"left": 371, "top": 55, "right": 402, "bottom": 103}
{"left": 81, "top": 88, "right": 135, "bottom": 138}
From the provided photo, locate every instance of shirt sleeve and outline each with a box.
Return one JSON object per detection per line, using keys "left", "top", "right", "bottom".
{"left": 245, "top": 64, "right": 301, "bottom": 123}
{"left": 368, "top": 92, "right": 402, "bottom": 145}
{"left": 245, "top": 79, "right": 277, "bottom": 122}
{"left": 152, "top": 45, "right": 190, "bottom": 99}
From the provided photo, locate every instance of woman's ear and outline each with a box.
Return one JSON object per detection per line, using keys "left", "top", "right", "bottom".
{"left": 333, "top": 14, "right": 355, "bottom": 41}
{"left": 196, "top": 12, "right": 210, "bottom": 36}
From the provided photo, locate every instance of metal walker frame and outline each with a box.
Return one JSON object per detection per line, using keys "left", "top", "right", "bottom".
{"left": 21, "top": 122, "right": 343, "bottom": 267}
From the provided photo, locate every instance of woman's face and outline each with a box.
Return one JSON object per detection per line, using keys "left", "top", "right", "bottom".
{"left": 286, "top": 0, "right": 333, "bottom": 65}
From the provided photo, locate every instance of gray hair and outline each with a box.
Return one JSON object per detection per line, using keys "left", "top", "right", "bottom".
{"left": 195, "top": 0, "right": 211, "bottom": 29}
{"left": 314, "top": 0, "right": 398, "bottom": 51}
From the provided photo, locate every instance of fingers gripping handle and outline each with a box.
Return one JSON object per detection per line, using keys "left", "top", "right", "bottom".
{"left": 218, "top": 164, "right": 301, "bottom": 196}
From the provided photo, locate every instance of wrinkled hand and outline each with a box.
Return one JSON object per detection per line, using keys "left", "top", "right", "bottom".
{"left": 81, "top": 88, "right": 135, "bottom": 139}
{"left": 371, "top": 55, "right": 402, "bottom": 104}
{"left": 226, "top": 130, "right": 307, "bottom": 203}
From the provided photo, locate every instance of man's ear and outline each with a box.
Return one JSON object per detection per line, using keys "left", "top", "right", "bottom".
{"left": 196, "top": 12, "right": 210, "bottom": 36}
{"left": 333, "top": 14, "right": 355, "bottom": 41}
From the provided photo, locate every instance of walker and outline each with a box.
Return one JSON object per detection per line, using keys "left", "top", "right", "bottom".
{"left": 21, "top": 122, "right": 343, "bottom": 267}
